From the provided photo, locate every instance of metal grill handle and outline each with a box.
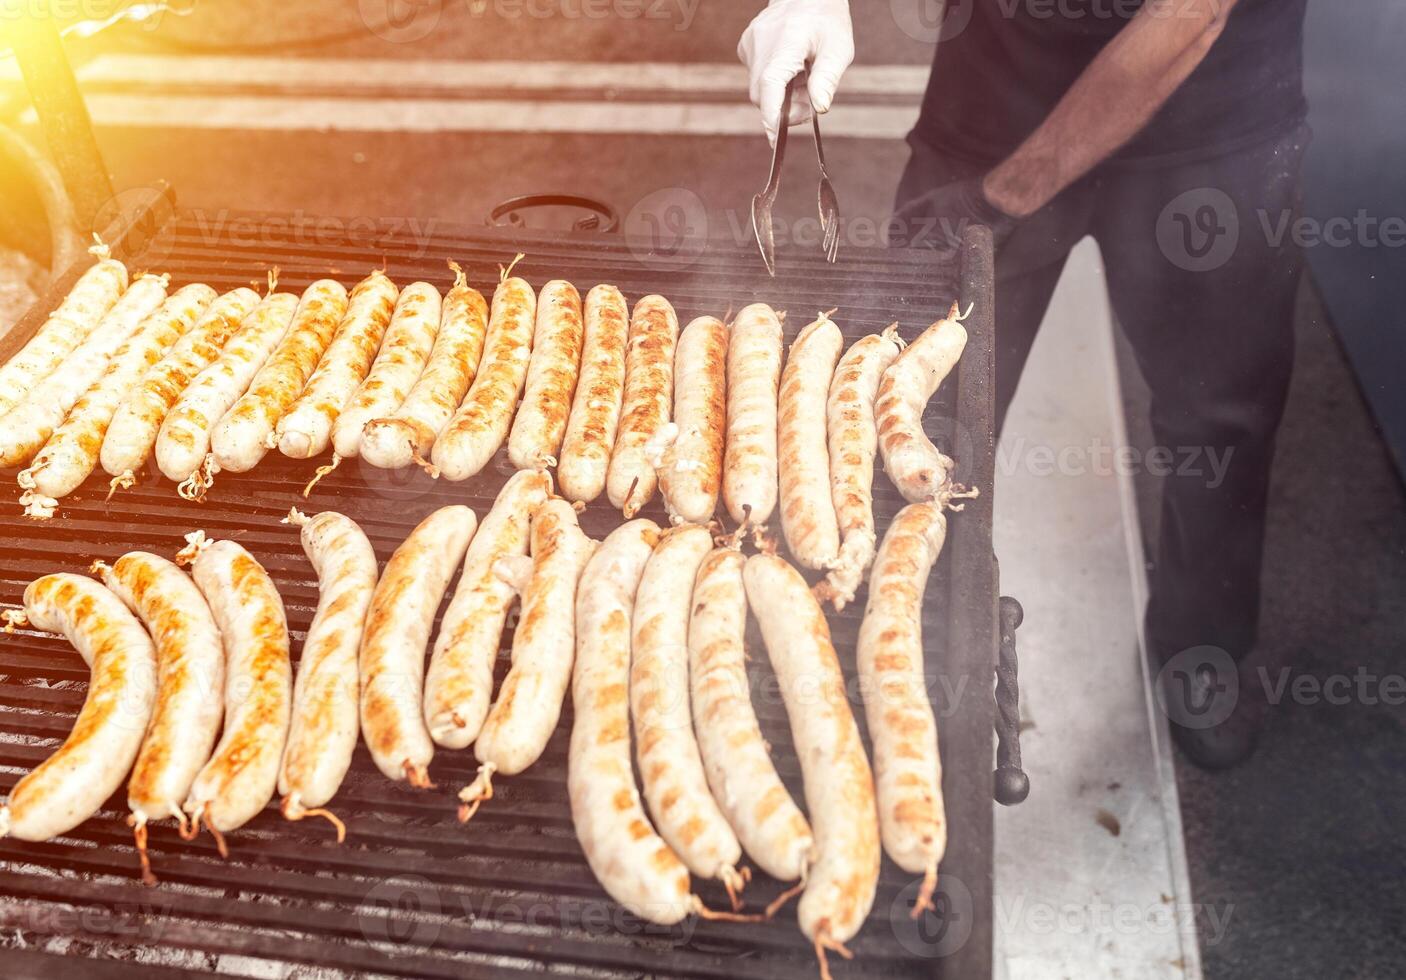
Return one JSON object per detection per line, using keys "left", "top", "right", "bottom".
{"left": 993, "top": 596, "right": 1030, "bottom": 805}
{"left": 486, "top": 193, "right": 619, "bottom": 233}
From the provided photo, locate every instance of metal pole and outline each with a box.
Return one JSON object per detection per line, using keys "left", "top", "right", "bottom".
{"left": 6, "top": 11, "right": 114, "bottom": 234}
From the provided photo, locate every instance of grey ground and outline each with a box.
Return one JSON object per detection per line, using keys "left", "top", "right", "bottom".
{"left": 1122, "top": 280, "right": 1406, "bottom": 980}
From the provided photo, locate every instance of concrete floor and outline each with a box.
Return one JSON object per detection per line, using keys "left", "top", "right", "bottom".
{"left": 994, "top": 240, "right": 1200, "bottom": 980}
{"left": 1120, "top": 280, "right": 1406, "bottom": 980}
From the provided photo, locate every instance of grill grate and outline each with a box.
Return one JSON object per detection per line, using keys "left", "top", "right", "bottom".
{"left": 0, "top": 195, "right": 996, "bottom": 980}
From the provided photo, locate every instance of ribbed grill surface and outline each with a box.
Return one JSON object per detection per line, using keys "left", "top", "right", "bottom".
{"left": 0, "top": 209, "right": 996, "bottom": 980}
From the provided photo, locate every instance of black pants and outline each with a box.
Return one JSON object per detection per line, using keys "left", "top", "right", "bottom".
{"left": 896, "top": 126, "right": 1310, "bottom": 663}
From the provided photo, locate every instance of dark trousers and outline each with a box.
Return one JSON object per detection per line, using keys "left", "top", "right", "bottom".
{"left": 896, "top": 125, "right": 1310, "bottom": 663}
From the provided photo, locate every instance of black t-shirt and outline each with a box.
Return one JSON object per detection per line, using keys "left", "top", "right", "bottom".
{"left": 912, "top": 0, "right": 1309, "bottom": 166}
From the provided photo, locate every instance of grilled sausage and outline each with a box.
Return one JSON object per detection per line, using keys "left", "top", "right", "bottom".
{"left": 0, "top": 256, "right": 128, "bottom": 419}
{"left": 16, "top": 283, "right": 205, "bottom": 514}
{"left": 20, "top": 284, "right": 214, "bottom": 515}
{"left": 605, "top": 295, "right": 678, "bottom": 517}
{"left": 722, "top": 302, "right": 784, "bottom": 527}
{"left": 569, "top": 518, "right": 695, "bottom": 923}
{"left": 857, "top": 500, "right": 948, "bottom": 916}
{"left": 507, "top": 279, "right": 583, "bottom": 470}
{"left": 631, "top": 524, "right": 746, "bottom": 900}
{"left": 424, "top": 469, "right": 550, "bottom": 748}
{"left": 819, "top": 326, "right": 902, "bottom": 610}
{"left": 359, "top": 264, "right": 487, "bottom": 471}
{"left": 556, "top": 284, "right": 628, "bottom": 504}
{"left": 279, "top": 509, "right": 380, "bottom": 839}
{"left": 744, "top": 553, "right": 880, "bottom": 970}
{"left": 101, "top": 288, "right": 261, "bottom": 492}
{"left": 777, "top": 313, "right": 843, "bottom": 570}
{"left": 94, "top": 552, "right": 224, "bottom": 883}
{"left": 658, "top": 316, "right": 727, "bottom": 526}
{"left": 429, "top": 264, "right": 537, "bottom": 481}
{"left": 0, "top": 273, "right": 168, "bottom": 470}
{"left": 330, "top": 280, "right": 439, "bottom": 461}
{"left": 210, "top": 278, "right": 348, "bottom": 474}
{"left": 688, "top": 542, "right": 813, "bottom": 882}
{"left": 0, "top": 573, "right": 156, "bottom": 842}
{"left": 179, "top": 534, "right": 292, "bottom": 847}
{"left": 157, "top": 286, "right": 298, "bottom": 490}
{"left": 275, "top": 270, "right": 398, "bottom": 460}
{"left": 458, "top": 498, "right": 595, "bottom": 820}
{"left": 359, "top": 505, "right": 477, "bottom": 786}
{"left": 875, "top": 303, "right": 968, "bottom": 502}
{"left": 569, "top": 522, "right": 764, "bottom": 926}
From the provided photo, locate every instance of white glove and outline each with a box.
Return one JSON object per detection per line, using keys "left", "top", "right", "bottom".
{"left": 738, "top": 0, "right": 855, "bottom": 146}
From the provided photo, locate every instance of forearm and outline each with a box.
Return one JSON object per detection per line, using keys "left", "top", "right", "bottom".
{"left": 984, "top": 0, "right": 1236, "bottom": 217}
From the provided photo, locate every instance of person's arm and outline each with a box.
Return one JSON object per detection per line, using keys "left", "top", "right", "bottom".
{"left": 983, "top": 0, "right": 1241, "bottom": 218}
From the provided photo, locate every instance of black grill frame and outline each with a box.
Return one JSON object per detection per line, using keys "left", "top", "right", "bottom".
{"left": 0, "top": 187, "right": 997, "bottom": 980}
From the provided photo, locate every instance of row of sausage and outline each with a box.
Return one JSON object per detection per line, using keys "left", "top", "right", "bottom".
{"left": 0, "top": 470, "right": 958, "bottom": 979}
{"left": 1, "top": 251, "right": 971, "bottom": 608}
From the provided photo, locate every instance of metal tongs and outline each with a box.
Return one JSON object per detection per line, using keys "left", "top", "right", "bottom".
{"left": 751, "top": 71, "right": 841, "bottom": 277}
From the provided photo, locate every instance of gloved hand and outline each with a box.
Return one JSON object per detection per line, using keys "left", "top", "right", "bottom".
{"left": 738, "top": 0, "right": 854, "bottom": 146}
{"left": 890, "top": 176, "right": 1022, "bottom": 253}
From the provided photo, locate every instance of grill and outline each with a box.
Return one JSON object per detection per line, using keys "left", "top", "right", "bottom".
{"left": 0, "top": 188, "right": 999, "bottom": 980}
